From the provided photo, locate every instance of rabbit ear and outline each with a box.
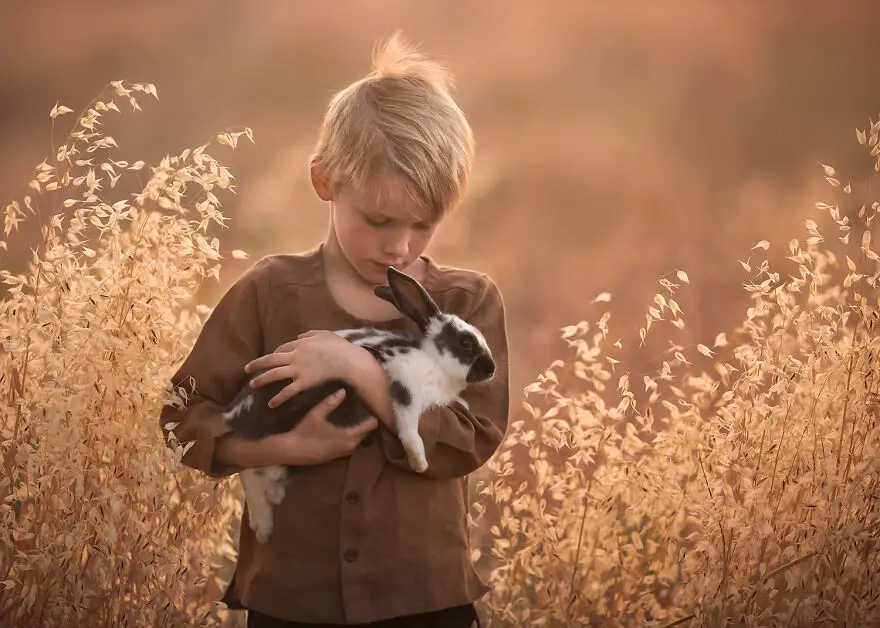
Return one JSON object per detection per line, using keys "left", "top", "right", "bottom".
{"left": 386, "top": 267, "right": 440, "bottom": 332}
{"left": 373, "top": 284, "right": 397, "bottom": 307}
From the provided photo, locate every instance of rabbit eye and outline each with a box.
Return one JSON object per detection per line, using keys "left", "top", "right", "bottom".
{"left": 459, "top": 336, "right": 474, "bottom": 350}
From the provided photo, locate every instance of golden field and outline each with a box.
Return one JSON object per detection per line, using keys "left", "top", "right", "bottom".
{"left": 2, "top": 3, "right": 880, "bottom": 625}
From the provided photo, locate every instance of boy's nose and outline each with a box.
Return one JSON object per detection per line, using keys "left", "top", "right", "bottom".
{"left": 384, "top": 236, "right": 409, "bottom": 258}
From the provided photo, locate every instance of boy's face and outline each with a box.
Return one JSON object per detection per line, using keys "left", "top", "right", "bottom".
{"left": 312, "top": 162, "right": 439, "bottom": 286}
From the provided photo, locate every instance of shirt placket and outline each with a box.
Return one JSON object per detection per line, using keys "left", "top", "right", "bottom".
{"left": 338, "top": 434, "right": 384, "bottom": 623}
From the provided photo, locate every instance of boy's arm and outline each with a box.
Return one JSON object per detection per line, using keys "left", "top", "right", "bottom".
{"left": 214, "top": 432, "right": 290, "bottom": 469}
{"left": 346, "top": 277, "right": 510, "bottom": 480}
{"left": 159, "top": 257, "right": 272, "bottom": 478}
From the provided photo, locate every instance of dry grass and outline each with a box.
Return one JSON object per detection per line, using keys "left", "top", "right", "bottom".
{"left": 4, "top": 82, "right": 880, "bottom": 627}
{"left": 0, "top": 83, "right": 251, "bottom": 627}
{"left": 474, "top": 121, "right": 880, "bottom": 625}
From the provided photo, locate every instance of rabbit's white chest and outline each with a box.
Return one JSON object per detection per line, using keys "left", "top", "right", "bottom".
{"left": 385, "top": 351, "right": 463, "bottom": 408}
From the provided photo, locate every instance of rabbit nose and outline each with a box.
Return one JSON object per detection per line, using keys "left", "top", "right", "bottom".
{"left": 467, "top": 355, "right": 495, "bottom": 383}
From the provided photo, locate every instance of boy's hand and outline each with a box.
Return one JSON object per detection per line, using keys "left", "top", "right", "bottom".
{"left": 273, "top": 389, "right": 378, "bottom": 465}
{"left": 245, "top": 330, "right": 368, "bottom": 408}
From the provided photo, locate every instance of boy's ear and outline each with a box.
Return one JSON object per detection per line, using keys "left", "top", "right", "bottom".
{"left": 386, "top": 267, "right": 440, "bottom": 333}
{"left": 310, "top": 158, "right": 334, "bottom": 202}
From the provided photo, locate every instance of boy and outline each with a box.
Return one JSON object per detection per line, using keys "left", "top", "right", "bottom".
{"left": 160, "top": 34, "right": 509, "bottom": 627}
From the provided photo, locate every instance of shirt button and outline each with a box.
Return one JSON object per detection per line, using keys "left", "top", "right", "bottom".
{"left": 345, "top": 491, "right": 360, "bottom": 505}
{"left": 343, "top": 549, "right": 359, "bottom": 563}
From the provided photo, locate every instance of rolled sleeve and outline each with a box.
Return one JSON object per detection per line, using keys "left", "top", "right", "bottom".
{"left": 159, "top": 257, "right": 272, "bottom": 478}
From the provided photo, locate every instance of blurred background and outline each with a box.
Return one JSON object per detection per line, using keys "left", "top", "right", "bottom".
{"left": 3, "top": 0, "right": 880, "bottom": 404}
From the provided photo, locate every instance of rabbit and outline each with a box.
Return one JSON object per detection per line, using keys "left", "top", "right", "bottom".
{"left": 221, "top": 266, "right": 496, "bottom": 543}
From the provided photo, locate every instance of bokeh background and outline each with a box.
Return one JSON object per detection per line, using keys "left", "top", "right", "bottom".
{"left": 3, "top": 0, "right": 880, "bottom": 411}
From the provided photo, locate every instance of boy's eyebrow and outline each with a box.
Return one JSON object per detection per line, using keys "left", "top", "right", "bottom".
{"left": 358, "top": 206, "right": 435, "bottom": 227}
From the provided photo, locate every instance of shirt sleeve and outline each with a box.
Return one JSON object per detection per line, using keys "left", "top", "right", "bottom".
{"left": 159, "top": 257, "right": 272, "bottom": 478}
{"left": 379, "top": 275, "right": 510, "bottom": 480}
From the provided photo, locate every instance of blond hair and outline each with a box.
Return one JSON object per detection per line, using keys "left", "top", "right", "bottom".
{"left": 312, "top": 33, "right": 474, "bottom": 220}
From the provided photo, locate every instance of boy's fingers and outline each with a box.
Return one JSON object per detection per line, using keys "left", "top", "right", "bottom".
{"left": 298, "top": 330, "right": 328, "bottom": 338}
{"left": 353, "top": 417, "right": 379, "bottom": 435}
{"left": 245, "top": 352, "right": 291, "bottom": 374}
{"left": 310, "top": 389, "right": 346, "bottom": 417}
{"left": 346, "top": 417, "right": 378, "bottom": 448}
{"left": 250, "top": 365, "right": 295, "bottom": 390}
{"left": 268, "top": 379, "right": 304, "bottom": 408}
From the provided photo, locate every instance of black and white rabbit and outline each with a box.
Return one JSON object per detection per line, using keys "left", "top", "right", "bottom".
{"left": 222, "top": 266, "right": 496, "bottom": 543}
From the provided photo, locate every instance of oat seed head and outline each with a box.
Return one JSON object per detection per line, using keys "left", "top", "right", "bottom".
{"left": 474, "top": 114, "right": 880, "bottom": 626}
{"left": 0, "top": 80, "right": 253, "bottom": 626}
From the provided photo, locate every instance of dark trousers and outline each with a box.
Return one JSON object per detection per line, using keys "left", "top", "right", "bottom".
{"left": 247, "top": 604, "right": 480, "bottom": 628}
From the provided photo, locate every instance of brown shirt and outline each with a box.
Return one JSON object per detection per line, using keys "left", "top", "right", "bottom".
{"left": 159, "top": 244, "right": 510, "bottom": 624}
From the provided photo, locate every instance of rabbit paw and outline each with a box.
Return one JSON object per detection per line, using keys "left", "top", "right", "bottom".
{"left": 404, "top": 441, "right": 428, "bottom": 473}
{"left": 266, "top": 482, "right": 286, "bottom": 505}
{"left": 253, "top": 518, "right": 273, "bottom": 544}
{"left": 408, "top": 454, "right": 429, "bottom": 473}
{"left": 399, "top": 428, "right": 428, "bottom": 473}
{"left": 249, "top": 509, "right": 274, "bottom": 543}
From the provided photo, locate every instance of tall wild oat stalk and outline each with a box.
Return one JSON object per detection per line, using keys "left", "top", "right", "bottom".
{"left": 0, "top": 81, "right": 252, "bottom": 627}
{"left": 476, "top": 118, "right": 880, "bottom": 626}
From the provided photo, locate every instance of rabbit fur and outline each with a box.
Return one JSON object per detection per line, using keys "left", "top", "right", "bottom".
{"left": 222, "top": 267, "right": 496, "bottom": 543}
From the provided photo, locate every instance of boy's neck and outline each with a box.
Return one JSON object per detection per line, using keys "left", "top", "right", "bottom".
{"left": 322, "top": 234, "right": 367, "bottom": 288}
{"left": 322, "top": 234, "right": 427, "bottom": 322}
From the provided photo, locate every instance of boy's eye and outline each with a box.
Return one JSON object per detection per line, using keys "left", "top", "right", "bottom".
{"left": 365, "top": 216, "right": 389, "bottom": 227}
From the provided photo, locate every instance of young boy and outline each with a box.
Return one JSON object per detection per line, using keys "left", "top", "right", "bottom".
{"left": 160, "top": 34, "right": 509, "bottom": 627}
